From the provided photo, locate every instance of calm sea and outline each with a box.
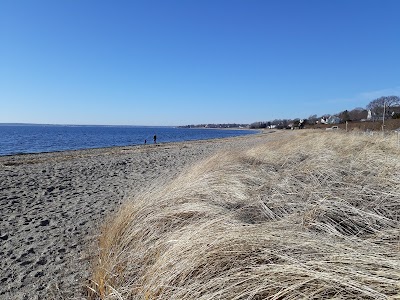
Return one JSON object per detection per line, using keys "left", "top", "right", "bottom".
{"left": 0, "top": 124, "right": 256, "bottom": 156}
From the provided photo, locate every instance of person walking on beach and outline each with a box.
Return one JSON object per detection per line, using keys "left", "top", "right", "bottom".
{"left": 153, "top": 134, "right": 157, "bottom": 144}
{"left": 144, "top": 139, "right": 147, "bottom": 144}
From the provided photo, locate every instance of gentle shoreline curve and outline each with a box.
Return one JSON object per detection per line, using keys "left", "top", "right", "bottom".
{"left": 0, "top": 131, "right": 287, "bottom": 299}
{"left": 0, "top": 125, "right": 259, "bottom": 157}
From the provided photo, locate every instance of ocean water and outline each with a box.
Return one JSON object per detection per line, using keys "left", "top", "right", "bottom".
{"left": 0, "top": 125, "right": 257, "bottom": 156}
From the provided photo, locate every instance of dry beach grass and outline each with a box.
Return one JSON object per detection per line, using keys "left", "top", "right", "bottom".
{"left": 88, "top": 131, "right": 400, "bottom": 299}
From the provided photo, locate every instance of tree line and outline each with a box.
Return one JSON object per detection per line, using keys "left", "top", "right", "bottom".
{"left": 250, "top": 95, "right": 400, "bottom": 129}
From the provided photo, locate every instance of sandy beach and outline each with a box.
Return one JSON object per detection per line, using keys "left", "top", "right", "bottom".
{"left": 0, "top": 132, "right": 279, "bottom": 299}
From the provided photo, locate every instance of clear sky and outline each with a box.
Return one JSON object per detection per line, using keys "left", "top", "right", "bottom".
{"left": 1, "top": 0, "right": 400, "bottom": 126}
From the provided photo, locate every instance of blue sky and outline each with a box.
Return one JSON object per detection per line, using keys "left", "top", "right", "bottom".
{"left": 1, "top": 0, "right": 400, "bottom": 125}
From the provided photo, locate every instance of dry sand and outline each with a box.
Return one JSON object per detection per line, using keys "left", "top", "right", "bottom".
{"left": 0, "top": 131, "right": 284, "bottom": 299}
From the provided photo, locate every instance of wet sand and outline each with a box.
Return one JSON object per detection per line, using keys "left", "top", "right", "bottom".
{"left": 0, "top": 132, "right": 284, "bottom": 299}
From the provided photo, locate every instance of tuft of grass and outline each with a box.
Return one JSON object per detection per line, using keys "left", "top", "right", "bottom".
{"left": 87, "top": 131, "right": 400, "bottom": 299}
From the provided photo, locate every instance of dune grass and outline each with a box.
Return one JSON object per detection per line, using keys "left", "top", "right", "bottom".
{"left": 87, "top": 131, "right": 400, "bottom": 299}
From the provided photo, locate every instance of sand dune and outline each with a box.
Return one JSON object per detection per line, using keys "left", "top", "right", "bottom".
{"left": 88, "top": 131, "right": 400, "bottom": 299}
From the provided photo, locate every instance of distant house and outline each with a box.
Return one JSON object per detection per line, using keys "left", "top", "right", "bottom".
{"left": 390, "top": 106, "right": 400, "bottom": 119}
{"left": 327, "top": 116, "right": 341, "bottom": 124}
{"left": 319, "top": 116, "right": 341, "bottom": 124}
{"left": 367, "top": 110, "right": 372, "bottom": 121}
{"left": 370, "top": 113, "right": 387, "bottom": 122}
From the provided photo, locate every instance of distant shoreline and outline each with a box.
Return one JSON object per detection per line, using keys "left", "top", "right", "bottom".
{"left": 180, "top": 126, "right": 259, "bottom": 131}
